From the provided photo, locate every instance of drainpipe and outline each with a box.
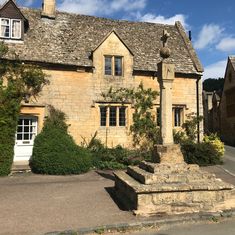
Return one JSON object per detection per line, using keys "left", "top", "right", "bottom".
{"left": 196, "top": 76, "right": 202, "bottom": 143}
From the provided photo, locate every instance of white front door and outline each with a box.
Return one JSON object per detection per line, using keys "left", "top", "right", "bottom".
{"left": 14, "top": 116, "right": 38, "bottom": 162}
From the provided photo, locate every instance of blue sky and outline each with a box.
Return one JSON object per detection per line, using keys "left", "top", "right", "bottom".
{"left": 8, "top": 1, "right": 235, "bottom": 79}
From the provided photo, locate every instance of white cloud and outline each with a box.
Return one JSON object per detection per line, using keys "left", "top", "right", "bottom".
{"left": 216, "top": 37, "right": 235, "bottom": 52}
{"left": 194, "top": 24, "right": 223, "bottom": 50}
{"left": 0, "top": 0, "right": 6, "bottom": 5}
{"left": 0, "top": 0, "right": 34, "bottom": 7}
{"left": 109, "top": 0, "right": 146, "bottom": 12}
{"left": 24, "top": 0, "right": 34, "bottom": 7}
{"left": 138, "top": 13, "right": 188, "bottom": 29}
{"left": 58, "top": 0, "right": 147, "bottom": 15}
{"left": 203, "top": 60, "right": 227, "bottom": 79}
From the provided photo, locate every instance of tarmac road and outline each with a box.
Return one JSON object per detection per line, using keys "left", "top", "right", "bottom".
{"left": 124, "top": 217, "right": 235, "bottom": 235}
{"left": 222, "top": 145, "right": 235, "bottom": 175}
{"left": 0, "top": 146, "right": 234, "bottom": 235}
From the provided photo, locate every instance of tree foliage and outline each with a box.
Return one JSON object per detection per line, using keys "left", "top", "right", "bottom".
{"left": 0, "top": 42, "right": 48, "bottom": 176}
{"left": 102, "top": 83, "right": 160, "bottom": 150}
{"left": 203, "top": 78, "right": 224, "bottom": 92}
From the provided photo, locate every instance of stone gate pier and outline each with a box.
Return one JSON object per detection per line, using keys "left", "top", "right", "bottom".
{"left": 114, "top": 30, "right": 235, "bottom": 216}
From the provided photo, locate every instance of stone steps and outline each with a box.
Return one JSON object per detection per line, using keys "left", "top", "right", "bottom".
{"left": 114, "top": 167, "right": 235, "bottom": 215}
{"left": 128, "top": 164, "right": 218, "bottom": 185}
{"left": 139, "top": 161, "right": 200, "bottom": 174}
{"left": 115, "top": 170, "right": 234, "bottom": 193}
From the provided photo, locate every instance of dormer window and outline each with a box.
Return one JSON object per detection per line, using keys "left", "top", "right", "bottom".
{"left": 104, "top": 55, "right": 123, "bottom": 76}
{"left": 0, "top": 18, "right": 21, "bottom": 39}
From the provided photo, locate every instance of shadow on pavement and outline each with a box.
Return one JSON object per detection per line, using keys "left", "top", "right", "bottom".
{"left": 96, "top": 170, "right": 115, "bottom": 181}
{"left": 105, "top": 186, "right": 132, "bottom": 211}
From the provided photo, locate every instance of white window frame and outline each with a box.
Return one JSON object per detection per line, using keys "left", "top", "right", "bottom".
{"left": 0, "top": 18, "right": 21, "bottom": 39}
{"left": 0, "top": 18, "right": 10, "bottom": 38}
{"left": 11, "top": 19, "right": 21, "bottom": 39}
{"left": 15, "top": 116, "right": 38, "bottom": 145}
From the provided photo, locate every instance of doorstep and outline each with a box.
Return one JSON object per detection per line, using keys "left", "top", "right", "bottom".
{"left": 11, "top": 161, "right": 31, "bottom": 173}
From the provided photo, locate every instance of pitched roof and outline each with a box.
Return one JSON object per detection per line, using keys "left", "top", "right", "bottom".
{"left": 229, "top": 56, "right": 235, "bottom": 71}
{"left": 0, "top": 0, "right": 27, "bottom": 21}
{"left": 4, "top": 8, "right": 203, "bottom": 75}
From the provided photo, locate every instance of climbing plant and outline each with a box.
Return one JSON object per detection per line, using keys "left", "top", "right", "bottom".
{"left": 102, "top": 83, "right": 160, "bottom": 150}
{"left": 0, "top": 42, "right": 48, "bottom": 176}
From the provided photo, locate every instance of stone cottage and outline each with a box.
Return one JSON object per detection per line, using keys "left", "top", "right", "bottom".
{"left": 0, "top": 0, "right": 203, "bottom": 164}
{"left": 203, "top": 90, "right": 221, "bottom": 134}
{"left": 220, "top": 56, "right": 235, "bottom": 146}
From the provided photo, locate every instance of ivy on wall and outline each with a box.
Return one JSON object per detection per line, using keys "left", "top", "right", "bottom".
{"left": 0, "top": 42, "right": 49, "bottom": 176}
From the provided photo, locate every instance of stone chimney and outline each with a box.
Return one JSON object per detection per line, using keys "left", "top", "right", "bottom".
{"left": 41, "top": 0, "right": 56, "bottom": 19}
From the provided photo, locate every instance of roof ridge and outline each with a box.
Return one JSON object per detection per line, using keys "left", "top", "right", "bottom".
{"left": 175, "top": 21, "right": 204, "bottom": 74}
{"left": 93, "top": 29, "right": 134, "bottom": 55}
{"left": 6, "top": 8, "right": 201, "bottom": 75}
{"left": 229, "top": 56, "right": 235, "bottom": 71}
{"left": 22, "top": 6, "right": 177, "bottom": 27}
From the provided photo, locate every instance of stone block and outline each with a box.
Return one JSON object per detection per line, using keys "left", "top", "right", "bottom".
{"left": 152, "top": 144, "right": 184, "bottom": 164}
{"left": 114, "top": 160, "right": 235, "bottom": 216}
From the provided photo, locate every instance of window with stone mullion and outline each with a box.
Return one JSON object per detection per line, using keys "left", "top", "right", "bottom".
{"left": 114, "top": 56, "right": 122, "bottom": 76}
{"left": 105, "top": 56, "right": 112, "bottom": 75}
{"left": 109, "top": 106, "right": 117, "bottom": 126}
{"left": 174, "top": 108, "right": 182, "bottom": 127}
{"left": 100, "top": 106, "right": 107, "bottom": 126}
{"left": 119, "top": 107, "right": 126, "bottom": 126}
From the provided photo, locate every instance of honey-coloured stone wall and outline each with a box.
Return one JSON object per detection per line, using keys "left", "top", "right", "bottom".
{"left": 21, "top": 32, "right": 202, "bottom": 147}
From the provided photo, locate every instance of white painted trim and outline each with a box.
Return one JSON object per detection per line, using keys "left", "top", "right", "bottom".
{"left": 11, "top": 19, "right": 21, "bottom": 39}
{"left": 0, "top": 18, "right": 10, "bottom": 38}
{"left": 0, "top": 17, "right": 22, "bottom": 39}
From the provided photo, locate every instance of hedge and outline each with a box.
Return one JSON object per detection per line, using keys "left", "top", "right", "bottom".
{"left": 30, "top": 107, "right": 93, "bottom": 175}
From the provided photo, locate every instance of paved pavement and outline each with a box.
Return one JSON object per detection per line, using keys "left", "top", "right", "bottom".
{"left": 123, "top": 217, "right": 235, "bottom": 235}
{"left": 0, "top": 171, "right": 144, "bottom": 235}
{"left": 0, "top": 146, "right": 235, "bottom": 235}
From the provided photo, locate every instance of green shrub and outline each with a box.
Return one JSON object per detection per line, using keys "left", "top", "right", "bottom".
{"left": 203, "top": 133, "right": 225, "bottom": 158}
{"left": 181, "top": 140, "right": 223, "bottom": 166}
{"left": 85, "top": 136, "right": 151, "bottom": 170}
{"left": 173, "top": 129, "right": 187, "bottom": 144}
{"left": 30, "top": 107, "right": 93, "bottom": 175}
{"left": 0, "top": 97, "right": 20, "bottom": 176}
{"left": 174, "top": 115, "right": 224, "bottom": 166}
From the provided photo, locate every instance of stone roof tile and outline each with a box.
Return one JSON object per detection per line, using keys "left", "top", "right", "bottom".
{"left": 5, "top": 8, "right": 203, "bottom": 74}
{"left": 229, "top": 56, "right": 235, "bottom": 71}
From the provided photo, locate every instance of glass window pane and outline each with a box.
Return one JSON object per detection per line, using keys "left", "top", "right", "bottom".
{"left": 174, "top": 108, "right": 182, "bottom": 127}
{"left": 100, "top": 106, "right": 107, "bottom": 126}
{"left": 24, "top": 126, "right": 30, "bottom": 133}
{"left": 12, "top": 20, "right": 21, "bottom": 38}
{"left": 115, "top": 57, "right": 122, "bottom": 76}
{"left": 17, "top": 126, "right": 23, "bottom": 133}
{"left": 18, "top": 119, "right": 23, "bottom": 125}
{"left": 0, "top": 19, "right": 10, "bottom": 38}
{"left": 109, "top": 107, "right": 117, "bottom": 126}
{"left": 105, "top": 56, "right": 112, "bottom": 75}
{"left": 17, "top": 134, "right": 22, "bottom": 140}
{"left": 23, "top": 134, "right": 29, "bottom": 140}
{"left": 24, "top": 119, "right": 30, "bottom": 125}
{"left": 119, "top": 107, "right": 126, "bottom": 126}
